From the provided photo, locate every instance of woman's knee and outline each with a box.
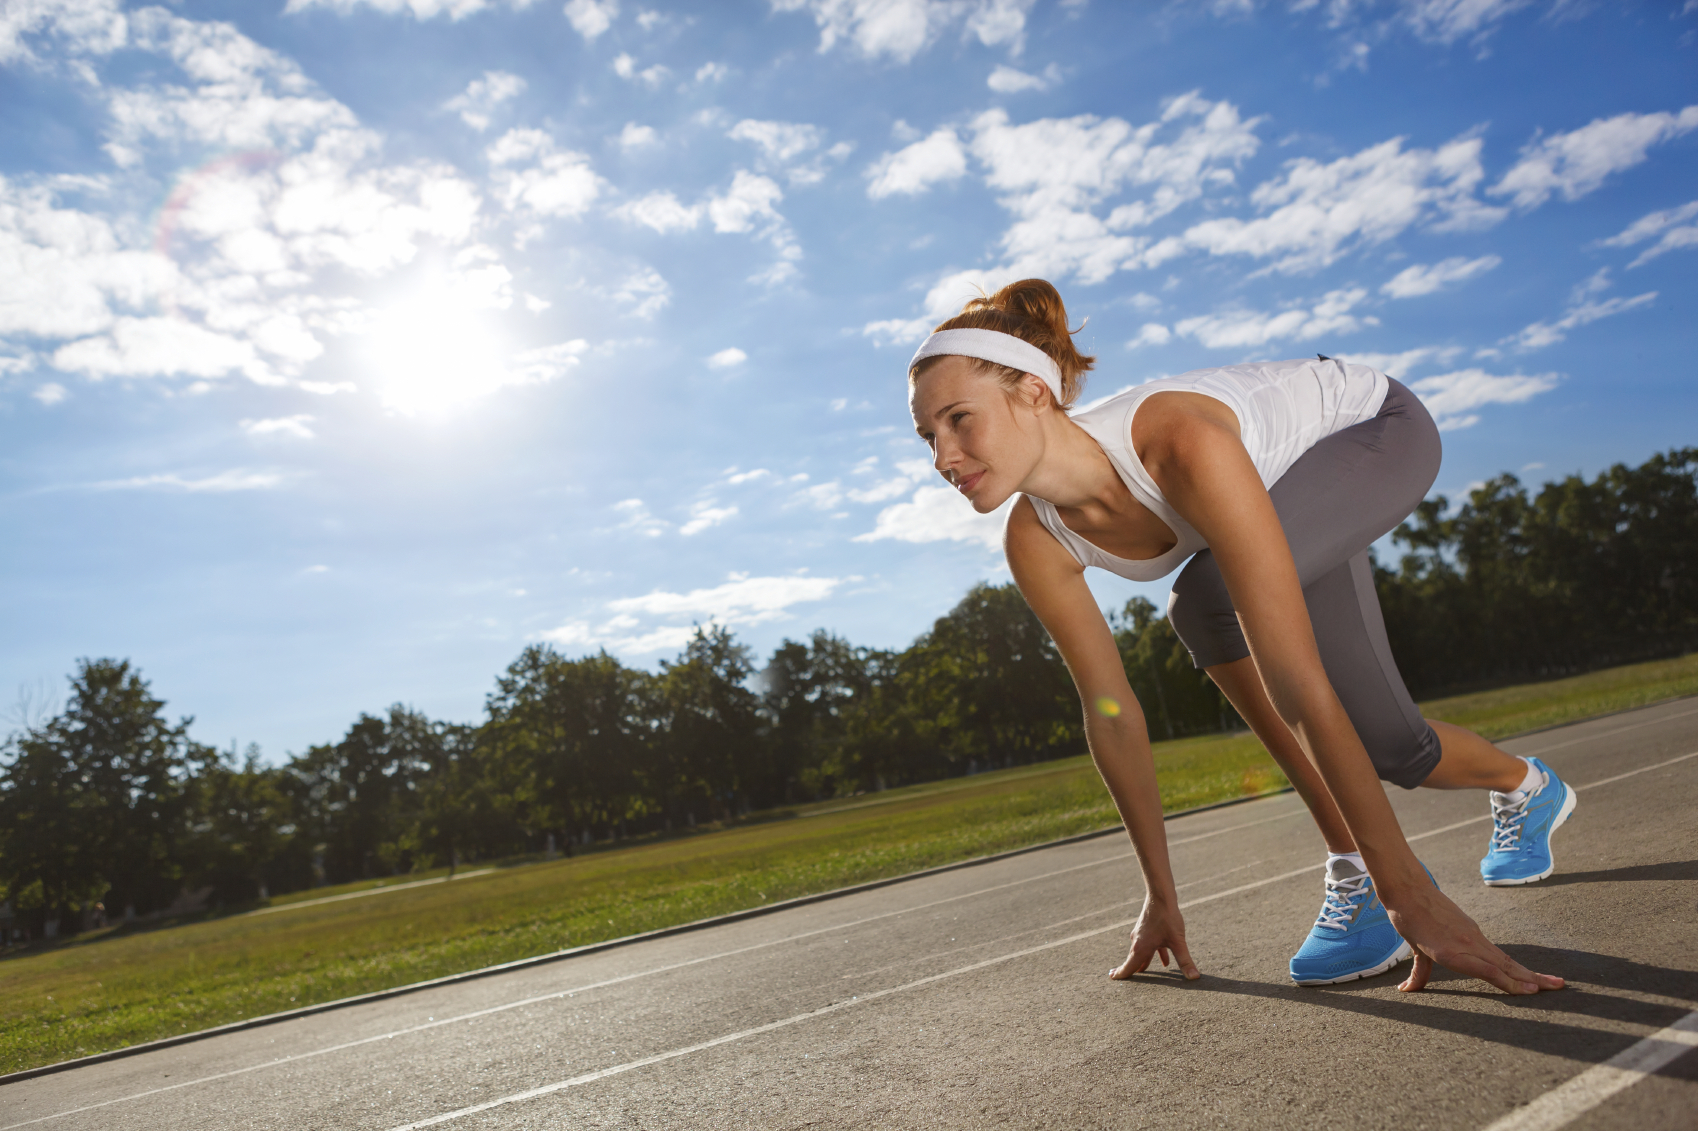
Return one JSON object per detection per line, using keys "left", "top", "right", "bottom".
{"left": 1168, "top": 554, "right": 1248, "bottom": 668}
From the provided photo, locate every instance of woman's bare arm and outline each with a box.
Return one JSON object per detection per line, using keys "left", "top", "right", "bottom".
{"left": 1005, "top": 497, "right": 1199, "bottom": 979}
{"left": 1137, "top": 394, "right": 1561, "bottom": 994}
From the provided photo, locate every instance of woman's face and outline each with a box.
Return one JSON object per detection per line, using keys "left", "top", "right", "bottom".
{"left": 910, "top": 357, "right": 1043, "bottom": 514}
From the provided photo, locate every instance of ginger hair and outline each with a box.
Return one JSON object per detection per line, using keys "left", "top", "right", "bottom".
{"left": 908, "top": 278, "right": 1094, "bottom": 408}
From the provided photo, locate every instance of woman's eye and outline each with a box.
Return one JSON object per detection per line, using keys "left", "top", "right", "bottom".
{"left": 951, "top": 412, "right": 967, "bottom": 426}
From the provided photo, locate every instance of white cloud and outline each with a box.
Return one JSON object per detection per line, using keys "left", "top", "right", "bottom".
{"left": 1399, "top": 0, "right": 1536, "bottom": 44}
{"left": 865, "top": 128, "right": 967, "bottom": 199}
{"left": 1380, "top": 255, "right": 1501, "bottom": 298}
{"left": 241, "top": 413, "right": 315, "bottom": 439}
{"left": 32, "top": 381, "right": 68, "bottom": 405}
{"left": 487, "top": 128, "right": 604, "bottom": 220}
{"left": 615, "top": 191, "right": 702, "bottom": 233}
{"left": 618, "top": 122, "right": 658, "bottom": 149}
{"left": 0, "top": 0, "right": 127, "bottom": 65}
{"left": 1333, "top": 345, "right": 1462, "bottom": 377}
{"left": 1181, "top": 133, "right": 1503, "bottom": 274}
{"left": 707, "top": 347, "right": 747, "bottom": 368}
{"left": 442, "top": 70, "right": 525, "bottom": 131}
{"left": 986, "top": 63, "right": 1059, "bottom": 93}
{"left": 508, "top": 338, "right": 589, "bottom": 384}
{"left": 610, "top": 268, "right": 671, "bottom": 319}
{"left": 1599, "top": 199, "right": 1698, "bottom": 268}
{"left": 283, "top": 0, "right": 510, "bottom": 18}
{"left": 564, "top": 0, "right": 618, "bottom": 39}
{"left": 1174, "top": 287, "right": 1377, "bottom": 349}
{"left": 971, "top": 93, "right": 1263, "bottom": 283}
{"left": 612, "top": 52, "right": 670, "bottom": 87}
{"left": 0, "top": 7, "right": 502, "bottom": 397}
{"left": 679, "top": 501, "right": 738, "bottom": 536}
{"left": 724, "top": 467, "right": 770, "bottom": 484}
{"left": 772, "top": 0, "right": 1035, "bottom": 64}
{"left": 708, "top": 171, "right": 784, "bottom": 234}
{"left": 1127, "top": 322, "right": 1171, "bottom": 349}
{"left": 608, "top": 573, "right": 842, "bottom": 623}
{"left": 729, "top": 119, "right": 822, "bottom": 165}
{"left": 613, "top": 497, "right": 669, "bottom": 537}
{"left": 92, "top": 468, "right": 286, "bottom": 491}
{"left": 695, "top": 61, "right": 729, "bottom": 83}
{"left": 1509, "top": 269, "right": 1657, "bottom": 350}
{"left": 540, "top": 572, "right": 845, "bottom": 655}
{"left": 52, "top": 316, "right": 265, "bottom": 381}
{"left": 1407, "top": 368, "right": 1559, "bottom": 431}
{"left": 856, "top": 484, "right": 1010, "bottom": 550}
{"left": 1491, "top": 107, "right": 1698, "bottom": 210}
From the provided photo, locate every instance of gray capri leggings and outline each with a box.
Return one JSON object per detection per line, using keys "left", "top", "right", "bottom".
{"left": 1166, "top": 378, "right": 1443, "bottom": 789}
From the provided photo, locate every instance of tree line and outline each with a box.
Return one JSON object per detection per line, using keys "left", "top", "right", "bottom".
{"left": 3, "top": 448, "right": 1693, "bottom": 938}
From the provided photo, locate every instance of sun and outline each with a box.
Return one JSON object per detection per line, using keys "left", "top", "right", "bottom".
{"left": 363, "top": 277, "right": 511, "bottom": 416}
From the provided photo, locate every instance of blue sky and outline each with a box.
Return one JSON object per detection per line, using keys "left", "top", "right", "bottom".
{"left": 2, "top": 0, "right": 1694, "bottom": 759}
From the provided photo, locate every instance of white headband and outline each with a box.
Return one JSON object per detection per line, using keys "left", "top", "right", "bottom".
{"left": 909, "top": 328, "right": 1064, "bottom": 401}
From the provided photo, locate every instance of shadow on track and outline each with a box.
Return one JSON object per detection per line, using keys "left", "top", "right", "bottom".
{"left": 1535, "top": 859, "right": 1698, "bottom": 887}
{"left": 1133, "top": 947, "right": 1698, "bottom": 1073}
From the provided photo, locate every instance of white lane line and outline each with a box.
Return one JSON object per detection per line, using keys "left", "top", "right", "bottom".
{"left": 0, "top": 801, "right": 1304, "bottom": 1127}
{"left": 2, "top": 805, "right": 1313, "bottom": 1130}
{"left": 1514, "top": 703, "right": 1698, "bottom": 757}
{"left": 17, "top": 752, "right": 1694, "bottom": 1129}
{"left": 381, "top": 856, "right": 1403, "bottom": 1131}
{"left": 1402, "top": 749, "right": 1698, "bottom": 846}
{"left": 1480, "top": 1010, "right": 1698, "bottom": 1131}
{"left": 379, "top": 748, "right": 1698, "bottom": 1130}
{"left": 245, "top": 871, "right": 496, "bottom": 917}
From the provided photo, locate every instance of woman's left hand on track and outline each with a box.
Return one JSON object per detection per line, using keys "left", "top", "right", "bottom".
{"left": 1387, "top": 884, "right": 1565, "bottom": 994}
{"left": 1110, "top": 896, "right": 1202, "bottom": 981}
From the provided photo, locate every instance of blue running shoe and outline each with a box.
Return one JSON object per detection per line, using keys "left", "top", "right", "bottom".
{"left": 1289, "top": 856, "right": 1414, "bottom": 986}
{"left": 1481, "top": 756, "right": 1576, "bottom": 886}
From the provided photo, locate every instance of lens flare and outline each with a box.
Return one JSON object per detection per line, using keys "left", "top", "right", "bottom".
{"left": 1094, "top": 696, "right": 1121, "bottom": 718}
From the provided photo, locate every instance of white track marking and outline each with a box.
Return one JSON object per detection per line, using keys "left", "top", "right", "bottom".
{"left": 11, "top": 750, "right": 1693, "bottom": 1128}
{"left": 1514, "top": 703, "right": 1698, "bottom": 757}
{"left": 2, "top": 806, "right": 1314, "bottom": 1128}
{"left": 1479, "top": 1010, "right": 1698, "bottom": 1131}
{"left": 245, "top": 871, "right": 495, "bottom": 917}
{"left": 378, "top": 747, "right": 1698, "bottom": 1130}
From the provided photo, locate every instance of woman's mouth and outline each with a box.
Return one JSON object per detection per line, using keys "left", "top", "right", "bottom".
{"left": 955, "top": 470, "right": 985, "bottom": 495}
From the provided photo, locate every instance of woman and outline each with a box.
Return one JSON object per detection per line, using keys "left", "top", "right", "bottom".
{"left": 908, "top": 279, "right": 1574, "bottom": 994}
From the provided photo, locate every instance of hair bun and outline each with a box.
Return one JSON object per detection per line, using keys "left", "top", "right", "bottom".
{"left": 913, "top": 278, "right": 1094, "bottom": 407}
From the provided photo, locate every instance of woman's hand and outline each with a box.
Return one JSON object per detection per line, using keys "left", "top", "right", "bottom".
{"left": 1111, "top": 896, "right": 1201, "bottom": 980}
{"left": 1384, "top": 882, "right": 1564, "bottom": 994}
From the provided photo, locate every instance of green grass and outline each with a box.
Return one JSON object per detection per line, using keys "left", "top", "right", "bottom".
{"left": 3, "top": 652, "right": 1692, "bottom": 1076}
{"left": 1419, "top": 651, "right": 1698, "bottom": 738}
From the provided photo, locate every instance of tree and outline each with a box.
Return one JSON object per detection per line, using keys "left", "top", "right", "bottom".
{"left": 482, "top": 646, "right": 649, "bottom": 849}
{"left": 0, "top": 659, "right": 213, "bottom": 928}
{"left": 655, "top": 626, "right": 764, "bottom": 821}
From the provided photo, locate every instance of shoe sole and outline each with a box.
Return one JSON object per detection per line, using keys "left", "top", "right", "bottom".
{"left": 1292, "top": 940, "right": 1413, "bottom": 986}
{"left": 1482, "top": 783, "right": 1577, "bottom": 887}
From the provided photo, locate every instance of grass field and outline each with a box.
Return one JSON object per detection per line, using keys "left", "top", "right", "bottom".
{"left": 3, "top": 652, "right": 1694, "bottom": 1075}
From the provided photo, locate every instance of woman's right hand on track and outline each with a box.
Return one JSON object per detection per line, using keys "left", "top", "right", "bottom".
{"left": 1110, "top": 896, "right": 1201, "bottom": 980}
{"left": 1385, "top": 881, "right": 1564, "bottom": 994}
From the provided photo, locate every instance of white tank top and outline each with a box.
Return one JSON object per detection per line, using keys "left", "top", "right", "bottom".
{"left": 1025, "top": 357, "right": 1389, "bottom": 581}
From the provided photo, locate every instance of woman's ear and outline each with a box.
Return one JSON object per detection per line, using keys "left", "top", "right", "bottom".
{"left": 1017, "top": 371, "right": 1053, "bottom": 411}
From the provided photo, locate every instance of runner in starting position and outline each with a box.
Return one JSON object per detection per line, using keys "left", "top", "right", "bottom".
{"left": 906, "top": 278, "right": 1575, "bottom": 993}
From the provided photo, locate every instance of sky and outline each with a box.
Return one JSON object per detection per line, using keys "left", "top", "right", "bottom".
{"left": 2, "top": 0, "right": 1694, "bottom": 759}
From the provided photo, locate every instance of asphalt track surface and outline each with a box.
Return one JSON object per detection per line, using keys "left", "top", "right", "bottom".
{"left": 7, "top": 699, "right": 1697, "bottom": 1130}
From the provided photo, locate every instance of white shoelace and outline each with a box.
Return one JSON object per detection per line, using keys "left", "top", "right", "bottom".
{"left": 1489, "top": 773, "right": 1544, "bottom": 851}
{"left": 1314, "top": 871, "right": 1372, "bottom": 930}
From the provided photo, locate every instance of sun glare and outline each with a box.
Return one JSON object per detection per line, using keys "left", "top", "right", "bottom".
{"left": 363, "top": 280, "right": 512, "bottom": 416}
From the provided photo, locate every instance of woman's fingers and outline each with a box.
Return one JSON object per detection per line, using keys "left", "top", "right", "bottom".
{"left": 1399, "top": 950, "right": 1432, "bottom": 992}
{"left": 1169, "top": 935, "right": 1202, "bottom": 980}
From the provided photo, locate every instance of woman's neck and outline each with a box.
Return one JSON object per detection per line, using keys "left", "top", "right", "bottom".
{"left": 1020, "top": 412, "right": 1126, "bottom": 513}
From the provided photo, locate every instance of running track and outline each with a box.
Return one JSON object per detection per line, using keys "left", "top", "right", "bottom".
{"left": 6, "top": 699, "right": 1696, "bottom": 1130}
